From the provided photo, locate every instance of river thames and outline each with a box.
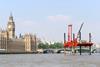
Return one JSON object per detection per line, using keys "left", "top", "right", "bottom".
{"left": 0, "top": 53, "right": 99, "bottom": 67}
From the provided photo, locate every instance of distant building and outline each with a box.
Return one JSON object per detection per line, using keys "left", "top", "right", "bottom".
{"left": 24, "top": 34, "right": 37, "bottom": 52}
{"left": 0, "top": 13, "right": 37, "bottom": 53}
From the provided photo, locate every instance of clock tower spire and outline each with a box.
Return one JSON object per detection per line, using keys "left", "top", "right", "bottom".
{"left": 7, "top": 13, "right": 15, "bottom": 39}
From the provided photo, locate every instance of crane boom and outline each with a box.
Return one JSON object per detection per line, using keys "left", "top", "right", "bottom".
{"left": 77, "top": 22, "right": 84, "bottom": 39}
{"left": 78, "top": 22, "right": 84, "bottom": 34}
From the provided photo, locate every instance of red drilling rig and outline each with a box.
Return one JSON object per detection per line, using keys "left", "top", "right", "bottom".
{"left": 64, "top": 23, "right": 93, "bottom": 55}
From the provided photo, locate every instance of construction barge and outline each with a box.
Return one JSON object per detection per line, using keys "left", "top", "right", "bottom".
{"left": 64, "top": 23, "right": 93, "bottom": 55}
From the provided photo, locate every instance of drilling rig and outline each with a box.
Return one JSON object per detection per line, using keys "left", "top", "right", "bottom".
{"left": 64, "top": 23, "right": 93, "bottom": 55}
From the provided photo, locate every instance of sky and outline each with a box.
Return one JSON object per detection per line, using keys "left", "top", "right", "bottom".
{"left": 0, "top": 0, "right": 100, "bottom": 43}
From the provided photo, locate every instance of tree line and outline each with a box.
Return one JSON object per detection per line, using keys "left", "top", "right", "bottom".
{"left": 38, "top": 42, "right": 64, "bottom": 49}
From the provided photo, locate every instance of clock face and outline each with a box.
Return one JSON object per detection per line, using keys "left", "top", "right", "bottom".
{"left": 8, "top": 25, "right": 11, "bottom": 29}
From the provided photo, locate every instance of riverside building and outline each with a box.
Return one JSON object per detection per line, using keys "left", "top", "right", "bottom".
{"left": 0, "top": 14, "right": 37, "bottom": 53}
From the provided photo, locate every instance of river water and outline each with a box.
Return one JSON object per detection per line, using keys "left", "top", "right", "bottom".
{"left": 0, "top": 53, "right": 99, "bottom": 67}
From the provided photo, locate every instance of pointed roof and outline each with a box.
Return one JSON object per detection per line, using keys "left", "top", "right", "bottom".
{"left": 9, "top": 12, "right": 13, "bottom": 20}
{"left": 8, "top": 12, "right": 14, "bottom": 22}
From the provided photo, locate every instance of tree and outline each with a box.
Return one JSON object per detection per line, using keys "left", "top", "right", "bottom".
{"left": 38, "top": 42, "right": 63, "bottom": 49}
{"left": 49, "top": 42, "right": 63, "bottom": 49}
{"left": 38, "top": 42, "right": 49, "bottom": 49}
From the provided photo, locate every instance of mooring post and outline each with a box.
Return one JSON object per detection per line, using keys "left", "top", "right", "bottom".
{"left": 89, "top": 46, "right": 91, "bottom": 55}
{"left": 64, "top": 33, "right": 66, "bottom": 55}
{"left": 79, "top": 32, "right": 82, "bottom": 55}
{"left": 80, "top": 46, "right": 82, "bottom": 55}
{"left": 72, "top": 33, "right": 75, "bottom": 54}
{"left": 89, "top": 33, "right": 91, "bottom": 55}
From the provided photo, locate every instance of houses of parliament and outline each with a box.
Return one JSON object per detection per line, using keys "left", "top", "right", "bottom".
{"left": 0, "top": 14, "right": 37, "bottom": 53}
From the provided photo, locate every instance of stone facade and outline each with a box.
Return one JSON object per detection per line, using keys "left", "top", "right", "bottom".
{"left": 24, "top": 34, "right": 37, "bottom": 52}
{"left": 0, "top": 14, "right": 37, "bottom": 53}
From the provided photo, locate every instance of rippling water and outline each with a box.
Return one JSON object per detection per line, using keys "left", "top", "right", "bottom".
{"left": 0, "top": 53, "right": 100, "bottom": 67}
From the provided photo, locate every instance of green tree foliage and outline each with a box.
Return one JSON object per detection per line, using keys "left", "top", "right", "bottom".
{"left": 38, "top": 42, "right": 49, "bottom": 49}
{"left": 38, "top": 42, "right": 63, "bottom": 49}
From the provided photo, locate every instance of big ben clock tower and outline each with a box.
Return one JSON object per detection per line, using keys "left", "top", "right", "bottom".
{"left": 7, "top": 13, "right": 15, "bottom": 39}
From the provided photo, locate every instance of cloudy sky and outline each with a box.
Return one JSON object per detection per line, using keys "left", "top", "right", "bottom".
{"left": 0, "top": 0, "right": 100, "bottom": 43}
